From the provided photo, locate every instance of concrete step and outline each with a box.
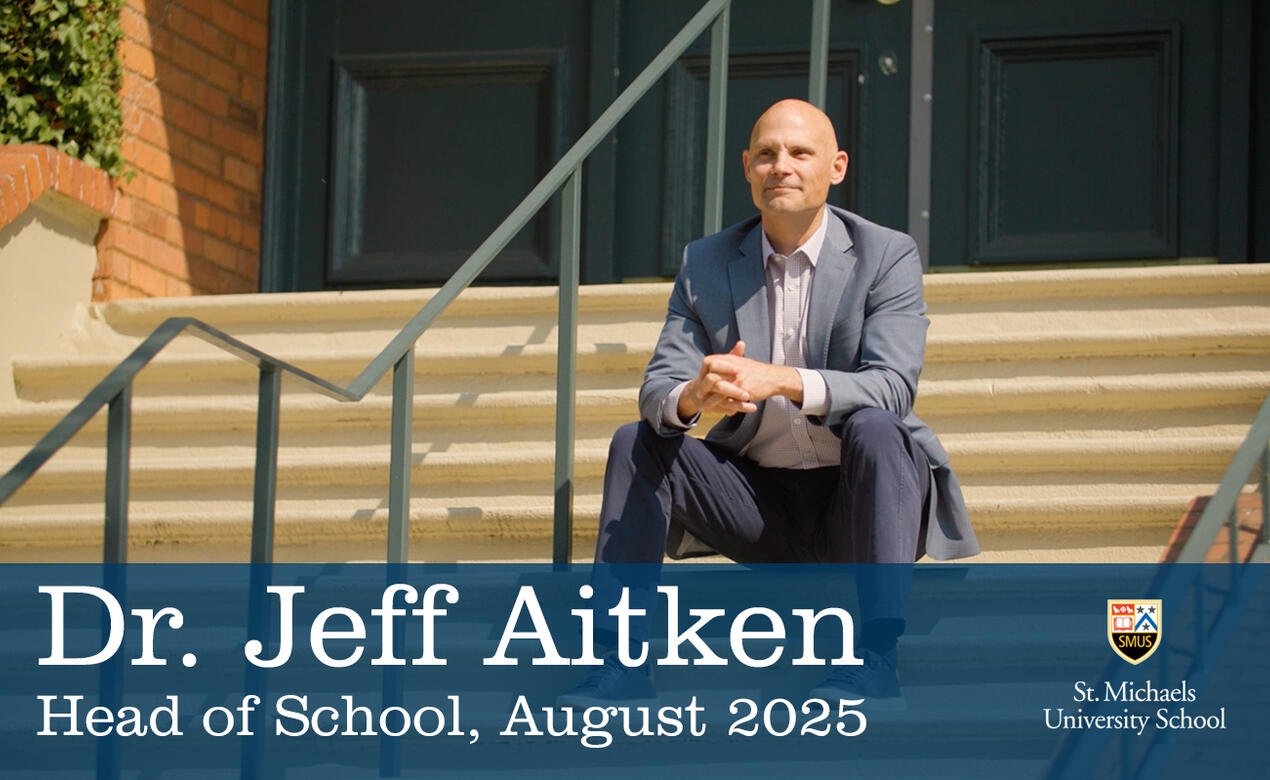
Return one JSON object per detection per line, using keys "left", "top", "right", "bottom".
{"left": 3, "top": 369, "right": 1263, "bottom": 442}
{"left": 0, "top": 435, "right": 1246, "bottom": 499}
{"left": 10, "top": 344, "right": 651, "bottom": 402}
{"left": 15, "top": 323, "right": 1270, "bottom": 401}
{"left": 0, "top": 475, "right": 1218, "bottom": 565}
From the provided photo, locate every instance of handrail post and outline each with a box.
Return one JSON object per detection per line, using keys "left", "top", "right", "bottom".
{"left": 251, "top": 365, "right": 281, "bottom": 565}
{"left": 703, "top": 0, "right": 730, "bottom": 236}
{"left": 97, "top": 383, "right": 131, "bottom": 780}
{"left": 381, "top": 349, "right": 414, "bottom": 777}
{"left": 387, "top": 350, "right": 415, "bottom": 565}
{"left": 1261, "top": 443, "right": 1268, "bottom": 544}
{"left": 808, "top": 0, "right": 831, "bottom": 109}
{"left": 554, "top": 166, "right": 583, "bottom": 566}
{"left": 241, "top": 364, "right": 280, "bottom": 780}
{"left": 96, "top": 584, "right": 124, "bottom": 780}
{"left": 1228, "top": 506, "right": 1238, "bottom": 564}
{"left": 104, "top": 384, "right": 132, "bottom": 565}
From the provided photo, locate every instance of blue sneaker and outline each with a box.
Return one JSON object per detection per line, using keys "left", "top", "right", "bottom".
{"left": 808, "top": 648, "right": 904, "bottom": 710}
{"left": 556, "top": 654, "right": 657, "bottom": 708}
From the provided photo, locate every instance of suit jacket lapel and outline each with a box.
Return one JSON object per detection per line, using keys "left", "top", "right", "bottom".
{"left": 807, "top": 212, "right": 856, "bottom": 368}
{"left": 728, "top": 222, "right": 771, "bottom": 364}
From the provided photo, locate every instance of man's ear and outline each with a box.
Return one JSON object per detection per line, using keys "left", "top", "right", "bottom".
{"left": 830, "top": 150, "right": 848, "bottom": 185}
{"left": 741, "top": 149, "right": 751, "bottom": 181}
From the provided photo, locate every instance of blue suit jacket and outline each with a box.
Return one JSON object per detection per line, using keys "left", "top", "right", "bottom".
{"left": 639, "top": 206, "right": 979, "bottom": 560}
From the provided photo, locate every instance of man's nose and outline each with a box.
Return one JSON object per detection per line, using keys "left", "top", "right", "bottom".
{"left": 770, "top": 150, "right": 793, "bottom": 175}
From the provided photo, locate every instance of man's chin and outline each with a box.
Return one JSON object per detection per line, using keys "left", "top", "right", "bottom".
{"left": 761, "top": 197, "right": 804, "bottom": 212}
{"left": 761, "top": 199, "right": 818, "bottom": 216}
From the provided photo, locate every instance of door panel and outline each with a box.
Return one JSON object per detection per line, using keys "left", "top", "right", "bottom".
{"left": 268, "top": 0, "right": 592, "bottom": 290}
{"left": 931, "top": 1, "right": 1226, "bottom": 267}
{"left": 327, "top": 51, "right": 563, "bottom": 285}
{"left": 971, "top": 31, "right": 1178, "bottom": 263}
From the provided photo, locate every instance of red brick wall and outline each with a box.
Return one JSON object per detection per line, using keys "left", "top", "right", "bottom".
{"left": 97, "top": 0, "right": 268, "bottom": 300}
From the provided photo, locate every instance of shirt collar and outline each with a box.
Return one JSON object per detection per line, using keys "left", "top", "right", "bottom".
{"left": 761, "top": 206, "right": 830, "bottom": 269}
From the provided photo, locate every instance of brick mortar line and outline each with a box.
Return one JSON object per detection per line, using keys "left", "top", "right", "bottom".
{"left": 150, "top": 0, "right": 268, "bottom": 46}
{"left": 110, "top": 212, "right": 257, "bottom": 261}
{"left": 118, "top": 156, "right": 260, "bottom": 217}
{"left": 129, "top": 44, "right": 267, "bottom": 105}
{"left": 103, "top": 252, "right": 254, "bottom": 292}
{"left": 116, "top": 44, "right": 265, "bottom": 112}
{"left": 118, "top": 202, "right": 259, "bottom": 252}
{"left": 107, "top": 223, "right": 256, "bottom": 278}
{"left": 119, "top": 52, "right": 267, "bottom": 102}
{"left": 131, "top": 0, "right": 267, "bottom": 73}
{"left": 113, "top": 201, "right": 260, "bottom": 256}
{"left": 149, "top": 25, "right": 267, "bottom": 84}
{"left": 119, "top": 88, "right": 262, "bottom": 158}
{"left": 149, "top": 0, "right": 270, "bottom": 27}
{"left": 126, "top": 132, "right": 260, "bottom": 190}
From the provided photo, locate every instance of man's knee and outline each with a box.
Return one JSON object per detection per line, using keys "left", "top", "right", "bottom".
{"left": 840, "top": 407, "right": 908, "bottom": 460}
{"left": 608, "top": 420, "right": 680, "bottom": 469}
{"left": 609, "top": 421, "right": 644, "bottom": 455}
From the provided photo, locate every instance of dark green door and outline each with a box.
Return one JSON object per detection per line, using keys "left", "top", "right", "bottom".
{"left": 262, "top": 1, "right": 1252, "bottom": 289}
{"left": 263, "top": 0, "right": 914, "bottom": 290}
{"left": 929, "top": 0, "right": 1247, "bottom": 267}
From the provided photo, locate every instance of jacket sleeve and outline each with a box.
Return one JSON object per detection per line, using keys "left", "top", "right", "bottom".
{"left": 812, "top": 233, "right": 929, "bottom": 427}
{"left": 638, "top": 259, "right": 713, "bottom": 436}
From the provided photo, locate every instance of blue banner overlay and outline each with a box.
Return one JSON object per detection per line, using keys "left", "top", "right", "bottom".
{"left": 2, "top": 563, "right": 1265, "bottom": 778}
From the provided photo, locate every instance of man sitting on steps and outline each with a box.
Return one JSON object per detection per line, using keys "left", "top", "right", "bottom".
{"left": 560, "top": 99, "right": 979, "bottom": 708}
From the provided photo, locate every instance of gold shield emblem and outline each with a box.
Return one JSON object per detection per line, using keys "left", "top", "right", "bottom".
{"left": 1107, "top": 599, "right": 1162, "bottom": 664}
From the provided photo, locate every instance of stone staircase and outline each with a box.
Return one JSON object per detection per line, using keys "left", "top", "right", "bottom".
{"left": 1, "top": 264, "right": 1267, "bottom": 563}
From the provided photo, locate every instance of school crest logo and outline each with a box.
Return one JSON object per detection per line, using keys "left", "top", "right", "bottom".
{"left": 1107, "top": 600, "right": 1162, "bottom": 664}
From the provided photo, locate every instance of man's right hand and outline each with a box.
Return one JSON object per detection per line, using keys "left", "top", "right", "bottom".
{"left": 677, "top": 342, "right": 761, "bottom": 419}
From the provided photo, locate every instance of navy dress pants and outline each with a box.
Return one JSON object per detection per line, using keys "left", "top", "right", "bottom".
{"left": 592, "top": 407, "right": 930, "bottom": 632}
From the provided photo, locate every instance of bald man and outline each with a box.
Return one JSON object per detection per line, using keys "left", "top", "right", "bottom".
{"left": 560, "top": 100, "right": 978, "bottom": 708}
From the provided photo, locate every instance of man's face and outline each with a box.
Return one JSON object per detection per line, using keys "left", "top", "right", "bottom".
{"left": 742, "top": 102, "right": 848, "bottom": 217}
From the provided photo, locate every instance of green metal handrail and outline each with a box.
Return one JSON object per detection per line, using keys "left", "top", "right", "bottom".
{"left": 2, "top": 0, "right": 839, "bottom": 568}
{"left": 1046, "top": 390, "right": 1270, "bottom": 779}
{"left": 0, "top": 317, "right": 363, "bottom": 565}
